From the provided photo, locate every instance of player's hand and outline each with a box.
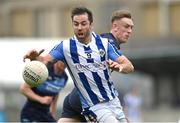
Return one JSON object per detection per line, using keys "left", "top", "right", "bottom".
{"left": 23, "top": 49, "right": 44, "bottom": 62}
{"left": 107, "top": 59, "right": 119, "bottom": 69}
{"left": 40, "top": 96, "right": 53, "bottom": 105}
{"left": 107, "top": 59, "right": 123, "bottom": 72}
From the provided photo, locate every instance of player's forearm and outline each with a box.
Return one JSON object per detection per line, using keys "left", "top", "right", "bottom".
{"left": 119, "top": 63, "right": 134, "bottom": 74}
{"left": 23, "top": 49, "right": 54, "bottom": 65}
{"left": 37, "top": 54, "right": 57, "bottom": 67}
{"left": 108, "top": 59, "right": 134, "bottom": 73}
{"left": 109, "top": 63, "right": 133, "bottom": 73}
{"left": 116, "top": 55, "right": 134, "bottom": 73}
{"left": 20, "top": 83, "right": 42, "bottom": 102}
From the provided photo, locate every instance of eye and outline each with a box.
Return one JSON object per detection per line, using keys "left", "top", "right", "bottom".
{"left": 74, "top": 23, "right": 78, "bottom": 27}
{"left": 124, "top": 24, "right": 133, "bottom": 29}
{"left": 124, "top": 24, "right": 129, "bottom": 28}
{"left": 130, "top": 25, "right": 134, "bottom": 29}
{"left": 73, "top": 21, "right": 79, "bottom": 27}
{"left": 81, "top": 22, "right": 88, "bottom": 26}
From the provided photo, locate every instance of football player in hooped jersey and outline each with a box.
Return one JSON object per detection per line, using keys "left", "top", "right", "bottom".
{"left": 20, "top": 61, "right": 68, "bottom": 122}
{"left": 23, "top": 7, "right": 134, "bottom": 122}
{"left": 59, "top": 9, "right": 134, "bottom": 122}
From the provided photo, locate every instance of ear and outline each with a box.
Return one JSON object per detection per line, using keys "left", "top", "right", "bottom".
{"left": 90, "top": 22, "right": 93, "bottom": 30}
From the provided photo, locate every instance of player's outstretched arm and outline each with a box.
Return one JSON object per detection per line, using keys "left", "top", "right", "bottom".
{"left": 23, "top": 49, "right": 55, "bottom": 65}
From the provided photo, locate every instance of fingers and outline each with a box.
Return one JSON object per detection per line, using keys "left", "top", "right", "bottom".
{"left": 38, "top": 49, "right": 45, "bottom": 55}
{"left": 45, "top": 96, "right": 53, "bottom": 104}
{"left": 111, "top": 63, "right": 120, "bottom": 69}
{"left": 107, "top": 59, "right": 121, "bottom": 69}
{"left": 108, "top": 60, "right": 118, "bottom": 68}
{"left": 23, "top": 49, "right": 44, "bottom": 62}
{"left": 41, "top": 96, "right": 53, "bottom": 105}
{"left": 107, "top": 59, "right": 113, "bottom": 65}
{"left": 23, "top": 49, "right": 35, "bottom": 62}
{"left": 23, "top": 55, "right": 27, "bottom": 62}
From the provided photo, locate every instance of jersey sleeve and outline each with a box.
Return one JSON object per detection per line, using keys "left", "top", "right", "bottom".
{"left": 107, "top": 42, "right": 122, "bottom": 61}
{"left": 49, "top": 41, "right": 65, "bottom": 61}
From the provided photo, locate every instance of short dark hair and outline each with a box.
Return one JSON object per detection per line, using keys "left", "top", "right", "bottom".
{"left": 111, "top": 10, "right": 132, "bottom": 23}
{"left": 71, "top": 7, "right": 93, "bottom": 23}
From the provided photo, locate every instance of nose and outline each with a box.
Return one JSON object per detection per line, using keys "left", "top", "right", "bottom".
{"left": 78, "top": 24, "right": 82, "bottom": 30}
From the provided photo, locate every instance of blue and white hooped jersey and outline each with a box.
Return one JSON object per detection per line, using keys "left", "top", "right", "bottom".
{"left": 50, "top": 32, "right": 122, "bottom": 108}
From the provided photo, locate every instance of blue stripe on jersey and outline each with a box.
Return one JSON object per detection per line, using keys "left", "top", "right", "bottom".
{"left": 103, "top": 69, "right": 115, "bottom": 98}
{"left": 92, "top": 72, "right": 109, "bottom": 100}
{"left": 83, "top": 46, "right": 94, "bottom": 63}
{"left": 78, "top": 72, "right": 99, "bottom": 105}
{"left": 64, "top": 53, "right": 90, "bottom": 108}
{"left": 69, "top": 38, "right": 100, "bottom": 106}
{"left": 94, "top": 34, "right": 106, "bottom": 62}
{"left": 70, "top": 38, "right": 79, "bottom": 63}
{"left": 93, "top": 33, "right": 115, "bottom": 99}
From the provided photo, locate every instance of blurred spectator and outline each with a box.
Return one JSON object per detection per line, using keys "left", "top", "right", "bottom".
{"left": 124, "top": 85, "right": 143, "bottom": 122}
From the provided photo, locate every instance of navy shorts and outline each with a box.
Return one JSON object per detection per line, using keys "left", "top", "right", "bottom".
{"left": 20, "top": 100, "right": 56, "bottom": 122}
{"left": 61, "top": 88, "right": 86, "bottom": 122}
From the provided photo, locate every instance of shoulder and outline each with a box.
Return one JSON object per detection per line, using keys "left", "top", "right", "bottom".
{"left": 100, "top": 36, "right": 109, "bottom": 42}
{"left": 61, "top": 39, "right": 70, "bottom": 44}
{"left": 93, "top": 32, "right": 109, "bottom": 42}
{"left": 100, "top": 32, "right": 111, "bottom": 38}
{"left": 56, "top": 39, "right": 70, "bottom": 49}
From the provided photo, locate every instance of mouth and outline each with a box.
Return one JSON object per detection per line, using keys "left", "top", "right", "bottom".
{"left": 125, "top": 35, "right": 130, "bottom": 39}
{"left": 78, "top": 32, "right": 84, "bottom": 37}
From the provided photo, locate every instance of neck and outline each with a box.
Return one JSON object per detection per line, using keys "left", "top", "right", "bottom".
{"left": 110, "top": 30, "right": 118, "bottom": 41}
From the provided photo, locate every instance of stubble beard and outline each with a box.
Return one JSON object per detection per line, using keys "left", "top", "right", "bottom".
{"left": 77, "top": 31, "right": 91, "bottom": 44}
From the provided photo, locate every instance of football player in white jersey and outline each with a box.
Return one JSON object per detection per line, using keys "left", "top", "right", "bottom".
{"left": 59, "top": 9, "right": 134, "bottom": 122}
{"left": 23, "top": 7, "right": 134, "bottom": 122}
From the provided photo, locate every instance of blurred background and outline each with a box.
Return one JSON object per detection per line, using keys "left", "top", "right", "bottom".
{"left": 0, "top": 0, "right": 180, "bottom": 122}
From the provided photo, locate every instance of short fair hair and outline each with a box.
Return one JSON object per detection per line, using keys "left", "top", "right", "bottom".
{"left": 111, "top": 10, "right": 132, "bottom": 23}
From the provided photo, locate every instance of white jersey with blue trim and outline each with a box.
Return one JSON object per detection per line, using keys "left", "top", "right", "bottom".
{"left": 50, "top": 32, "right": 122, "bottom": 108}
